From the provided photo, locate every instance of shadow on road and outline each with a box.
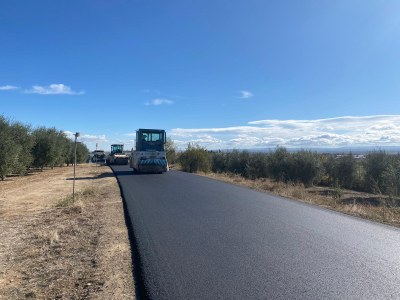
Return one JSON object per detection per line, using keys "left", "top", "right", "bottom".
{"left": 66, "top": 172, "right": 116, "bottom": 180}
{"left": 114, "top": 170, "right": 135, "bottom": 176}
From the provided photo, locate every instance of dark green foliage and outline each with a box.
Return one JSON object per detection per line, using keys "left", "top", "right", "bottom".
{"left": 264, "top": 148, "right": 322, "bottom": 186}
{"left": 211, "top": 152, "right": 229, "bottom": 173}
{"left": 365, "top": 152, "right": 400, "bottom": 204}
{"left": 65, "top": 141, "right": 75, "bottom": 166}
{"left": 173, "top": 139, "right": 400, "bottom": 199}
{"left": 65, "top": 140, "right": 89, "bottom": 166}
{"left": 321, "top": 154, "right": 363, "bottom": 190}
{"left": 364, "top": 151, "right": 390, "bottom": 194}
{"left": 245, "top": 152, "right": 268, "bottom": 180}
{"left": 332, "top": 179, "right": 344, "bottom": 203}
{"left": 211, "top": 151, "right": 268, "bottom": 179}
{"left": 76, "top": 142, "right": 90, "bottom": 164}
{"left": 206, "top": 147, "right": 400, "bottom": 198}
{"left": 32, "top": 128, "right": 90, "bottom": 170}
{"left": 0, "top": 115, "right": 90, "bottom": 179}
{"left": 289, "top": 151, "right": 322, "bottom": 187}
{"left": 266, "top": 147, "right": 291, "bottom": 182}
{"left": 209, "top": 147, "right": 322, "bottom": 186}
{"left": 0, "top": 116, "right": 15, "bottom": 180}
{"left": 0, "top": 116, "right": 34, "bottom": 180}
{"left": 335, "top": 154, "right": 357, "bottom": 189}
{"left": 165, "top": 138, "right": 177, "bottom": 164}
{"left": 209, "top": 148, "right": 323, "bottom": 185}
{"left": 382, "top": 158, "right": 400, "bottom": 207}
{"left": 9, "top": 121, "right": 35, "bottom": 175}
{"left": 32, "top": 127, "right": 60, "bottom": 170}
{"left": 321, "top": 154, "right": 336, "bottom": 186}
{"left": 227, "top": 150, "right": 250, "bottom": 177}
{"left": 179, "top": 143, "right": 211, "bottom": 173}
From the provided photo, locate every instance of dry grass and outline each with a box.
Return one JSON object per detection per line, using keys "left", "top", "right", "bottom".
{"left": 201, "top": 172, "right": 400, "bottom": 228}
{"left": 0, "top": 164, "right": 134, "bottom": 300}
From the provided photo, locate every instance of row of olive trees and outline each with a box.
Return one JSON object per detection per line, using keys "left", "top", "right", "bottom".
{"left": 176, "top": 143, "right": 400, "bottom": 199}
{"left": 211, "top": 148, "right": 323, "bottom": 187}
{"left": 212, "top": 148, "right": 400, "bottom": 196}
{"left": 0, "top": 116, "right": 89, "bottom": 180}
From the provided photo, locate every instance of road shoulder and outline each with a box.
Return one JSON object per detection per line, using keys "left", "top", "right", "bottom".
{"left": 0, "top": 164, "right": 135, "bottom": 299}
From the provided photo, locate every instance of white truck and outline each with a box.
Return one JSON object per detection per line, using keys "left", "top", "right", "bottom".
{"left": 130, "top": 129, "right": 169, "bottom": 173}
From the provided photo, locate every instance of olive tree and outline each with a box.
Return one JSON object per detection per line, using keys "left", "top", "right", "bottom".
{"left": 9, "top": 121, "right": 34, "bottom": 175}
{"left": 0, "top": 117, "right": 15, "bottom": 180}
{"left": 290, "top": 151, "right": 323, "bottom": 187}
{"left": 179, "top": 143, "right": 211, "bottom": 173}
{"left": 165, "top": 138, "right": 177, "bottom": 164}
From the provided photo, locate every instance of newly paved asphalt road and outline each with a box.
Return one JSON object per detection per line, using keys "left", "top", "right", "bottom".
{"left": 112, "top": 165, "right": 400, "bottom": 299}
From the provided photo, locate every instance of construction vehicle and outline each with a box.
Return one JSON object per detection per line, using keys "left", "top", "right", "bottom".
{"left": 92, "top": 150, "right": 106, "bottom": 163}
{"left": 106, "top": 144, "right": 129, "bottom": 165}
{"left": 130, "top": 129, "right": 168, "bottom": 173}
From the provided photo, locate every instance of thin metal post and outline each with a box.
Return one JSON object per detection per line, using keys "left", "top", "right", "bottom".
{"left": 72, "top": 132, "right": 80, "bottom": 203}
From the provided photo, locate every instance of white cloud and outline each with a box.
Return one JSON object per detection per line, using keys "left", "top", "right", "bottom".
{"left": 64, "top": 115, "right": 400, "bottom": 151}
{"left": 0, "top": 85, "right": 19, "bottom": 90}
{"left": 64, "top": 131, "right": 107, "bottom": 143}
{"left": 63, "top": 131, "right": 139, "bottom": 151}
{"left": 169, "top": 115, "right": 400, "bottom": 149}
{"left": 124, "top": 132, "right": 136, "bottom": 137}
{"left": 80, "top": 134, "right": 107, "bottom": 143}
{"left": 25, "top": 84, "right": 84, "bottom": 95}
{"left": 238, "top": 90, "right": 254, "bottom": 99}
{"left": 145, "top": 98, "right": 174, "bottom": 106}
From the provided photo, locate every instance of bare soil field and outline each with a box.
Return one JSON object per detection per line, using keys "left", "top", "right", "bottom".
{"left": 0, "top": 164, "right": 134, "bottom": 299}
{"left": 201, "top": 172, "right": 400, "bottom": 228}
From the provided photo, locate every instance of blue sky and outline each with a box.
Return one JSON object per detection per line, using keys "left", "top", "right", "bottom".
{"left": 1, "top": 0, "right": 400, "bottom": 150}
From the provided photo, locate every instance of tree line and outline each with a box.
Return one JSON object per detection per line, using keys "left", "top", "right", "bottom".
{"left": 174, "top": 143, "right": 400, "bottom": 202}
{"left": 0, "top": 116, "right": 89, "bottom": 180}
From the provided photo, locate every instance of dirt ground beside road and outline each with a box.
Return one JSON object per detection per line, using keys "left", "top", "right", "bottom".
{"left": 0, "top": 164, "right": 134, "bottom": 299}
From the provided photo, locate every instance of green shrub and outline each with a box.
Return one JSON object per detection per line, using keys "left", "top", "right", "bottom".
{"left": 179, "top": 143, "right": 211, "bottom": 173}
{"left": 32, "top": 127, "right": 60, "bottom": 170}
{"left": 335, "top": 154, "right": 357, "bottom": 189}
{"left": 365, "top": 151, "right": 390, "bottom": 194}
{"left": 0, "top": 116, "right": 34, "bottom": 180}
{"left": 289, "top": 150, "right": 322, "bottom": 187}
{"left": 166, "top": 138, "right": 177, "bottom": 164}
{"left": 227, "top": 150, "right": 250, "bottom": 176}
{"left": 266, "top": 147, "right": 291, "bottom": 182}
{"left": 380, "top": 155, "right": 400, "bottom": 202}
{"left": 0, "top": 116, "right": 15, "bottom": 180}
{"left": 0, "top": 115, "right": 90, "bottom": 177}
{"left": 245, "top": 152, "right": 268, "bottom": 179}
{"left": 211, "top": 151, "right": 229, "bottom": 173}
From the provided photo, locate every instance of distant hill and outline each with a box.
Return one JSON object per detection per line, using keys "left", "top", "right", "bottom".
{"left": 218, "top": 146, "right": 400, "bottom": 155}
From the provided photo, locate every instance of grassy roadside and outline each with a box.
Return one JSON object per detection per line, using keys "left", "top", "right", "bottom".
{"left": 0, "top": 164, "right": 134, "bottom": 299}
{"left": 196, "top": 171, "right": 400, "bottom": 228}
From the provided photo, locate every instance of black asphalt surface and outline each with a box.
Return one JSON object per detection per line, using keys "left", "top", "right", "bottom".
{"left": 112, "top": 165, "right": 400, "bottom": 300}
